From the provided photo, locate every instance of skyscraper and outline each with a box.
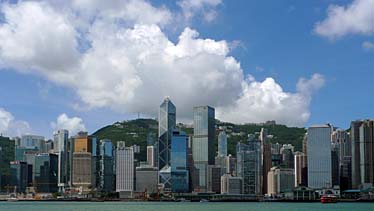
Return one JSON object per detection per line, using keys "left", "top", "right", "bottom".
{"left": 170, "top": 130, "right": 189, "bottom": 193}
{"left": 307, "top": 124, "right": 332, "bottom": 189}
{"left": 294, "top": 151, "right": 307, "bottom": 187}
{"left": 54, "top": 129, "right": 69, "bottom": 192}
{"left": 192, "top": 106, "right": 215, "bottom": 192}
{"left": 351, "top": 120, "right": 363, "bottom": 189}
{"left": 116, "top": 141, "right": 134, "bottom": 198}
{"left": 10, "top": 161, "right": 28, "bottom": 193}
{"left": 260, "top": 128, "right": 271, "bottom": 195}
{"left": 267, "top": 167, "right": 295, "bottom": 196}
{"left": 34, "top": 153, "right": 58, "bottom": 193}
{"left": 158, "top": 97, "right": 176, "bottom": 171}
{"left": 280, "top": 144, "right": 294, "bottom": 169}
{"left": 218, "top": 130, "right": 227, "bottom": 157}
{"left": 358, "top": 120, "right": 374, "bottom": 188}
{"left": 236, "top": 134, "right": 262, "bottom": 195}
{"left": 147, "top": 145, "right": 157, "bottom": 168}
{"left": 99, "top": 139, "right": 114, "bottom": 192}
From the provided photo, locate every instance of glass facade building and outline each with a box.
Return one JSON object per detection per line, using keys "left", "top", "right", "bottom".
{"left": 171, "top": 130, "right": 189, "bottom": 193}
{"left": 218, "top": 130, "right": 227, "bottom": 157}
{"left": 236, "top": 135, "right": 262, "bottom": 195}
{"left": 99, "top": 139, "right": 114, "bottom": 192}
{"left": 54, "top": 129, "right": 69, "bottom": 191}
{"left": 33, "top": 153, "right": 58, "bottom": 193}
{"left": 192, "top": 106, "right": 215, "bottom": 191}
{"left": 10, "top": 161, "right": 28, "bottom": 193}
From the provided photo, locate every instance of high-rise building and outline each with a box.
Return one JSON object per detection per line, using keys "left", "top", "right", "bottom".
{"left": 10, "top": 161, "right": 28, "bottom": 193}
{"left": 307, "top": 124, "right": 332, "bottom": 189}
{"left": 358, "top": 120, "right": 374, "bottom": 188}
{"left": 280, "top": 144, "right": 294, "bottom": 169}
{"left": 351, "top": 120, "right": 363, "bottom": 189}
{"left": 20, "top": 135, "right": 45, "bottom": 152}
{"left": 72, "top": 152, "right": 93, "bottom": 190}
{"left": 207, "top": 165, "right": 222, "bottom": 193}
{"left": 116, "top": 142, "right": 134, "bottom": 198}
{"left": 33, "top": 153, "right": 58, "bottom": 193}
{"left": 73, "top": 132, "right": 97, "bottom": 189}
{"left": 221, "top": 174, "right": 243, "bottom": 194}
{"left": 170, "top": 130, "right": 189, "bottom": 193}
{"left": 332, "top": 129, "right": 351, "bottom": 162}
{"left": 261, "top": 128, "right": 272, "bottom": 195}
{"left": 192, "top": 106, "right": 215, "bottom": 192}
{"left": 331, "top": 142, "right": 340, "bottom": 186}
{"left": 147, "top": 145, "right": 157, "bottom": 168}
{"left": 236, "top": 134, "right": 262, "bottom": 195}
{"left": 54, "top": 129, "right": 70, "bottom": 192}
{"left": 158, "top": 97, "right": 176, "bottom": 171}
{"left": 267, "top": 167, "right": 295, "bottom": 196}
{"left": 135, "top": 165, "right": 159, "bottom": 194}
{"left": 218, "top": 130, "right": 227, "bottom": 157}
{"left": 99, "top": 139, "right": 114, "bottom": 192}
{"left": 340, "top": 156, "right": 352, "bottom": 191}
{"left": 294, "top": 151, "right": 307, "bottom": 187}
{"left": 225, "top": 154, "right": 236, "bottom": 176}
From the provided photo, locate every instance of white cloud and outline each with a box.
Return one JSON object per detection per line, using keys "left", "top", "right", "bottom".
{"left": 217, "top": 74, "right": 325, "bottom": 126}
{"left": 362, "top": 41, "right": 374, "bottom": 50}
{"left": 178, "top": 0, "right": 222, "bottom": 22}
{"left": 0, "top": 1, "right": 325, "bottom": 127}
{"left": 0, "top": 107, "right": 31, "bottom": 137}
{"left": 51, "top": 113, "right": 86, "bottom": 135}
{"left": 314, "top": 0, "right": 374, "bottom": 39}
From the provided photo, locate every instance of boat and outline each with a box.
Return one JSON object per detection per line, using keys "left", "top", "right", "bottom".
{"left": 320, "top": 195, "right": 337, "bottom": 203}
{"left": 7, "top": 197, "right": 19, "bottom": 202}
{"left": 199, "top": 199, "right": 210, "bottom": 203}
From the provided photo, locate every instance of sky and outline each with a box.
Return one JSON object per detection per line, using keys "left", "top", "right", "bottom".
{"left": 0, "top": 0, "right": 374, "bottom": 138}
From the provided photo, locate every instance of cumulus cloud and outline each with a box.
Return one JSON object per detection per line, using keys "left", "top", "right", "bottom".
{"left": 314, "top": 0, "right": 374, "bottom": 39}
{"left": 178, "top": 0, "right": 222, "bottom": 22}
{"left": 217, "top": 74, "right": 325, "bottom": 126}
{"left": 362, "top": 41, "right": 374, "bottom": 50}
{"left": 51, "top": 113, "right": 86, "bottom": 135}
{"left": 0, "top": 0, "right": 325, "bottom": 127}
{"left": 0, "top": 107, "right": 31, "bottom": 137}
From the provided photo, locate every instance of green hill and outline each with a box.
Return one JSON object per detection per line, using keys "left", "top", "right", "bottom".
{"left": 93, "top": 119, "right": 306, "bottom": 161}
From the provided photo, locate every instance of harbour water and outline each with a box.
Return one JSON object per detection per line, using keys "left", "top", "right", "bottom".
{"left": 1, "top": 202, "right": 374, "bottom": 211}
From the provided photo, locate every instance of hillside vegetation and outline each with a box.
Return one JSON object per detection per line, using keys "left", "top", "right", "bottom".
{"left": 93, "top": 119, "right": 306, "bottom": 161}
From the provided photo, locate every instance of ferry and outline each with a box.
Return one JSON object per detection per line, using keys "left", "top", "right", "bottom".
{"left": 320, "top": 195, "right": 337, "bottom": 203}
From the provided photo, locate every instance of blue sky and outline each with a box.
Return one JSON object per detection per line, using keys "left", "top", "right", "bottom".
{"left": 0, "top": 0, "right": 373, "bottom": 138}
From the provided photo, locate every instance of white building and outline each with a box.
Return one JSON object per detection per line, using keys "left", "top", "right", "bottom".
{"left": 147, "top": 145, "right": 157, "bottom": 168}
{"left": 54, "top": 129, "right": 69, "bottom": 191}
{"left": 307, "top": 124, "right": 332, "bottom": 189}
{"left": 116, "top": 141, "right": 134, "bottom": 197}
{"left": 267, "top": 167, "right": 295, "bottom": 196}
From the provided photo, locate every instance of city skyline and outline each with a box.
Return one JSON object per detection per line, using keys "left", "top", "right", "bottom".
{"left": 1, "top": 0, "right": 374, "bottom": 138}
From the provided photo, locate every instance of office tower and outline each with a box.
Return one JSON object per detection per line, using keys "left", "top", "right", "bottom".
{"left": 280, "top": 144, "right": 294, "bottom": 169}
{"left": 192, "top": 106, "right": 215, "bottom": 192}
{"left": 358, "top": 120, "right": 374, "bottom": 188}
{"left": 271, "top": 143, "right": 282, "bottom": 167}
{"left": 158, "top": 97, "right": 176, "bottom": 170}
{"left": 0, "top": 137, "right": 15, "bottom": 191}
{"left": 221, "top": 173, "right": 243, "bottom": 194}
{"left": 20, "top": 135, "right": 45, "bottom": 152}
{"left": 307, "top": 124, "right": 332, "bottom": 189}
{"left": 225, "top": 154, "right": 236, "bottom": 175}
{"left": 73, "top": 132, "right": 97, "bottom": 189}
{"left": 116, "top": 142, "right": 134, "bottom": 198}
{"left": 99, "top": 139, "right": 114, "bottom": 192}
{"left": 351, "top": 120, "right": 363, "bottom": 189}
{"left": 34, "top": 153, "right": 58, "bottom": 193}
{"left": 332, "top": 129, "right": 351, "bottom": 162}
{"left": 218, "top": 130, "right": 227, "bottom": 157}
{"left": 340, "top": 156, "right": 352, "bottom": 191}
{"left": 135, "top": 165, "right": 159, "bottom": 194}
{"left": 54, "top": 129, "right": 69, "bottom": 192}
{"left": 207, "top": 165, "right": 222, "bottom": 193}
{"left": 261, "top": 128, "right": 272, "bottom": 195}
{"left": 331, "top": 142, "right": 340, "bottom": 186}
{"left": 294, "top": 151, "right": 307, "bottom": 187}
{"left": 45, "top": 140, "right": 53, "bottom": 152}
{"left": 170, "top": 130, "right": 189, "bottom": 193}
{"left": 147, "top": 145, "right": 157, "bottom": 168}
{"left": 267, "top": 167, "right": 295, "bottom": 196}
{"left": 236, "top": 134, "right": 262, "bottom": 195}
{"left": 15, "top": 146, "right": 38, "bottom": 161}
{"left": 72, "top": 152, "right": 92, "bottom": 190}
{"left": 10, "top": 161, "right": 28, "bottom": 193}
